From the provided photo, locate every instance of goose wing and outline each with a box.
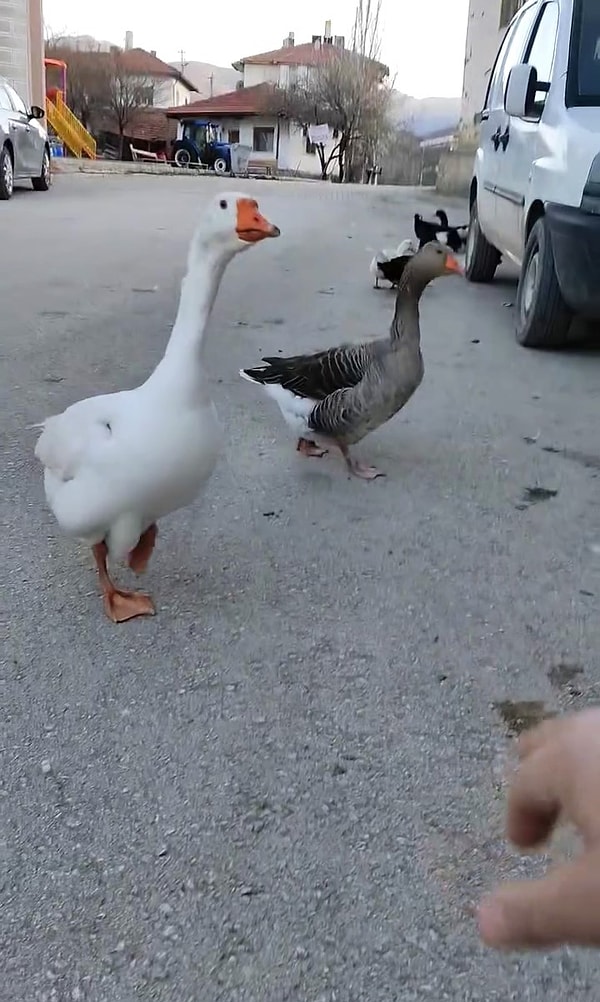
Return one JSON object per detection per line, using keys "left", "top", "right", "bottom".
{"left": 241, "top": 342, "right": 375, "bottom": 401}
{"left": 307, "top": 356, "right": 386, "bottom": 444}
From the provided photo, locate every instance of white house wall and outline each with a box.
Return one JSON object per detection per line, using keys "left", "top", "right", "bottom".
{"left": 153, "top": 76, "right": 197, "bottom": 109}
{"left": 207, "top": 113, "right": 338, "bottom": 176}
{"left": 243, "top": 63, "right": 279, "bottom": 87}
{"left": 459, "top": 0, "right": 506, "bottom": 137}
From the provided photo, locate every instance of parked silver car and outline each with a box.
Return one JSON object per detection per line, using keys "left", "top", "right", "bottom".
{"left": 0, "top": 76, "right": 51, "bottom": 200}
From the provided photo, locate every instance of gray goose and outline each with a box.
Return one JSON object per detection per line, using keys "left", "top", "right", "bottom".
{"left": 240, "top": 242, "right": 462, "bottom": 480}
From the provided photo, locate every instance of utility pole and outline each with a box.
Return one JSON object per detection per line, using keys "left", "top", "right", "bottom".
{"left": 179, "top": 49, "right": 186, "bottom": 74}
{"left": 209, "top": 73, "right": 214, "bottom": 97}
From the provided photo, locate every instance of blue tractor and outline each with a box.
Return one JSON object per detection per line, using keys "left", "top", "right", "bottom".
{"left": 172, "top": 120, "right": 232, "bottom": 174}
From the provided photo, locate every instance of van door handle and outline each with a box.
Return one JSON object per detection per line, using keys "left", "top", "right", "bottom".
{"left": 491, "top": 127, "right": 501, "bottom": 151}
{"left": 499, "top": 125, "right": 510, "bottom": 151}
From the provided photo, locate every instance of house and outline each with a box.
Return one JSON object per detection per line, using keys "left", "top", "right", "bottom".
{"left": 167, "top": 28, "right": 388, "bottom": 177}
{"left": 0, "top": 0, "right": 44, "bottom": 106}
{"left": 436, "top": 0, "right": 525, "bottom": 194}
{"left": 48, "top": 37, "right": 199, "bottom": 157}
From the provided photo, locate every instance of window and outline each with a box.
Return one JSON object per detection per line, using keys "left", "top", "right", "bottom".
{"left": 486, "top": 2, "right": 538, "bottom": 109}
{"left": 524, "top": 2, "right": 559, "bottom": 109}
{"left": 139, "top": 85, "right": 154, "bottom": 106}
{"left": 5, "top": 83, "right": 28, "bottom": 115}
{"left": 252, "top": 126, "right": 274, "bottom": 153}
{"left": 568, "top": 0, "right": 600, "bottom": 106}
{"left": 500, "top": 0, "right": 526, "bottom": 29}
{"left": 228, "top": 128, "right": 240, "bottom": 143}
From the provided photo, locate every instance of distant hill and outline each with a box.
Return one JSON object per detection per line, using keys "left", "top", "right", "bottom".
{"left": 169, "top": 60, "right": 241, "bottom": 99}
{"left": 389, "top": 92, "right": 461, "bottom": 138}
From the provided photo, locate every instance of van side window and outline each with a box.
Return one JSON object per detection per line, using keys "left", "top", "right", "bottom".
{"left": 525, "top": 1, "right": 559, "bottom": 108}
{"left": 576, "top": 0, "right": 600, "bottom": 103}
{"left": 488, "top": 3, "right": 538, "bottom": 109}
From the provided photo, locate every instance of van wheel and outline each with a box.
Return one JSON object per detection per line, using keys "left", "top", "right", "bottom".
{"left": 516, "top": 216, "right": 572, "bottom": 347}
{"left": 0, "top": 144, "right": 14, "bottom": 200}
{"left": 464, "top": 199, "right": 500, "bottom": 283}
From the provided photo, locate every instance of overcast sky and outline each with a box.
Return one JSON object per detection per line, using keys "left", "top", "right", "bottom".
{"left": 43, "top": 0, "right": 470, "bottom": 99}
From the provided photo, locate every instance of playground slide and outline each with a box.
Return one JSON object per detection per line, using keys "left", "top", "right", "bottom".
{"left": 46, "top": 92, "right": 96, "bottom": 159}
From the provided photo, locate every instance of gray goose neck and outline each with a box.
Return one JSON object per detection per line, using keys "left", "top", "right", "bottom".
{"left": 390, "top": 270, "right": 429, "bottom": 343}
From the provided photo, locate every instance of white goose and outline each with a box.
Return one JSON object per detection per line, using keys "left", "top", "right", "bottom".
{"left": 34, "top": 192, "right": 280, "bottom": 622}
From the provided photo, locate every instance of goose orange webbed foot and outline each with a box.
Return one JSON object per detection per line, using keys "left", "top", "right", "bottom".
{"left": 93, "top": 541, "right": 156, "bottom": 623}
{"left": 103, "top": 588, "right": 156, "bottom": 623}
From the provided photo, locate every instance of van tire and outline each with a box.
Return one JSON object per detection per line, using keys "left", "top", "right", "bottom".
{"left": 465, "top": 199, "right": 500, "bottom": 283}
{"left": 516, "top": 216, "right": 573, "bottom": 348}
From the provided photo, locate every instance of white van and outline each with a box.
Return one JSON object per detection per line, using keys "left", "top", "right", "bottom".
{"left": 466, "top": 0, "right": 600, "bottom": 347}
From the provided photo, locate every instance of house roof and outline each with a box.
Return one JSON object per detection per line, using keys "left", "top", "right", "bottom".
{"left": 99, "top": 108, "right": 178, "bottom": 143}
{"left": 167, "top": 82, "right": 275, "bottom": 118}
{"left": 117, "top": 49, "right": 197, "bottom": 91}
{"left": 232, "top": 40, "right": 388, "bottom": 77}
{"left": 46, "top": 44, "right": 197, "bottom": 92}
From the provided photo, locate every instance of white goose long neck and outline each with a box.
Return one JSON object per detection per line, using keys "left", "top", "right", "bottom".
{"left": 148, "top": 230, "right": 237, "bottom": 398}
{"left": 165, "top": 233, "right": 233, "bottom": 361}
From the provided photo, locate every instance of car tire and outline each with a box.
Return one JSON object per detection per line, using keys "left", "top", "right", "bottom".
{"left": 464, "top": 199, "right": 501, "bottom": 283}
{"left": 213, "top": 157, "right": 228, "bottom": 175}
{"left": 32, "top": 149, "right": 51, "bottom": 191}
{"left": 0, "top": 144, "right": 14, "bottom": 200}
{"left": 516, "top": 216, "right": 573, "bottom": 348}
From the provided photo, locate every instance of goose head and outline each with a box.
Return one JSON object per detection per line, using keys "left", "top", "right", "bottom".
{"left": 400, "top": 241, "right": 463, "bottom": 296}
{"left": 195, "top": 192, "right": 280, "bottom": 259}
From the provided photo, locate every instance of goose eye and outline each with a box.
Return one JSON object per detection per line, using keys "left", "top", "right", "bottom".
{"left": 219, "top": 199, "right": 227, "bottom": 210}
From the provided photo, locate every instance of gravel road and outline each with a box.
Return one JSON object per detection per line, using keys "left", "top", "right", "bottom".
{"left": 2, "top": 173, "right": 600, "bottom": 1001}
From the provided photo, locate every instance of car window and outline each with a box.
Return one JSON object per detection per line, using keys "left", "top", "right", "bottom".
{"left": 488, "top": 3, "right": 539, "bottom": 109}
{"left": 525, "top": 1, "right": 559, "bottom": 106}
{"left": 5, "top": 83, "right": 28, "bottom": 115}
{"left": 574, "top": 0, "right": 600, "bottom": 104}
{"left": 0, "top": 84, "right": 13, "bottom": 111}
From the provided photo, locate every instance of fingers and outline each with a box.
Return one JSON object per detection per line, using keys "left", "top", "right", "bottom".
{"left": 478, "top": 851, "right": 600, "bottom": 949}
{"left": 505, "top": 744, "right": 561, "bottom": 849}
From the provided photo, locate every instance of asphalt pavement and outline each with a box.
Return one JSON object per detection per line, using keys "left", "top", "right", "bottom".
{"left": 2, "top": 172, "right": 600, "bottom": 1001}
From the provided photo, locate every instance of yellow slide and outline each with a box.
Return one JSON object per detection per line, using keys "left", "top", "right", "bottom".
{"left": 46, "top": 92, "right": 96, "bottom": 159}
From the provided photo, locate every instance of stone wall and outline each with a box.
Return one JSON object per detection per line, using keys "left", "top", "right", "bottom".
{"left": 436, "top": 142, "right": 477, "bottom": 197}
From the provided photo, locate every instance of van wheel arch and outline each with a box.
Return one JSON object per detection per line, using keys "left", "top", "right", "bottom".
{"left": 469, "top": 178, "right": 478, "bottom": 208}
{"left": 525, "top": 200, "right": 545, "bottom": 242}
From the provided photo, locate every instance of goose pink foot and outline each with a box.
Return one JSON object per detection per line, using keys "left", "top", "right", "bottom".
{"left": 297, "top": 437, "right": 328, "bottom": 458}
{"left": 339, "top": 445, "right": 385, "bottom": 480}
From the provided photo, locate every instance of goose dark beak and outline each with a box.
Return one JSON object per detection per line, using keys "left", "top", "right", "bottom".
{"left": 236, "top": 197, "right": 280, "bottom": 242}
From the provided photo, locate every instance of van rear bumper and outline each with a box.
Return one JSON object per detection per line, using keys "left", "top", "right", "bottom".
{"left": 545, "top": 202, "right": 600, "bottom": 318}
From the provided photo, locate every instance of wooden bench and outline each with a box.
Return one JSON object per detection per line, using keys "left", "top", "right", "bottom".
{"left": 130, "top": 144, "right": 160, "bottom": 163}
{"left": 244, "top": 158, "right": 278, "bottom": 179}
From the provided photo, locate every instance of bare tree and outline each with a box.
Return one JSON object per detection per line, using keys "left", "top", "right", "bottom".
{"left": 45, "top": 40, "right": 113, "bottom": 129}
{"left": 105, "top": 52, "right": 153, "bottom": 157}
{"left": 270, "top": 0, "right": 391, "bottom": 181}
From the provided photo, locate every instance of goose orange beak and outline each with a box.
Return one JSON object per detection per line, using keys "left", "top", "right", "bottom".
{"left": 444, "top": 253, "right": 463, "bottom": 275}
{"left": 236, "top": 197, "right": 280, "bottom": 242}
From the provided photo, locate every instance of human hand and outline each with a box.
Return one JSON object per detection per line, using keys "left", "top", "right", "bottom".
{"left": 478, "top": 708, "right": 600, "bottom": 950}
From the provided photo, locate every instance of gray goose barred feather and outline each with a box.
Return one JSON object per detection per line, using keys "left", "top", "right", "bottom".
{"left": 241, "top": 341, "right": 375, "bottom": 401}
